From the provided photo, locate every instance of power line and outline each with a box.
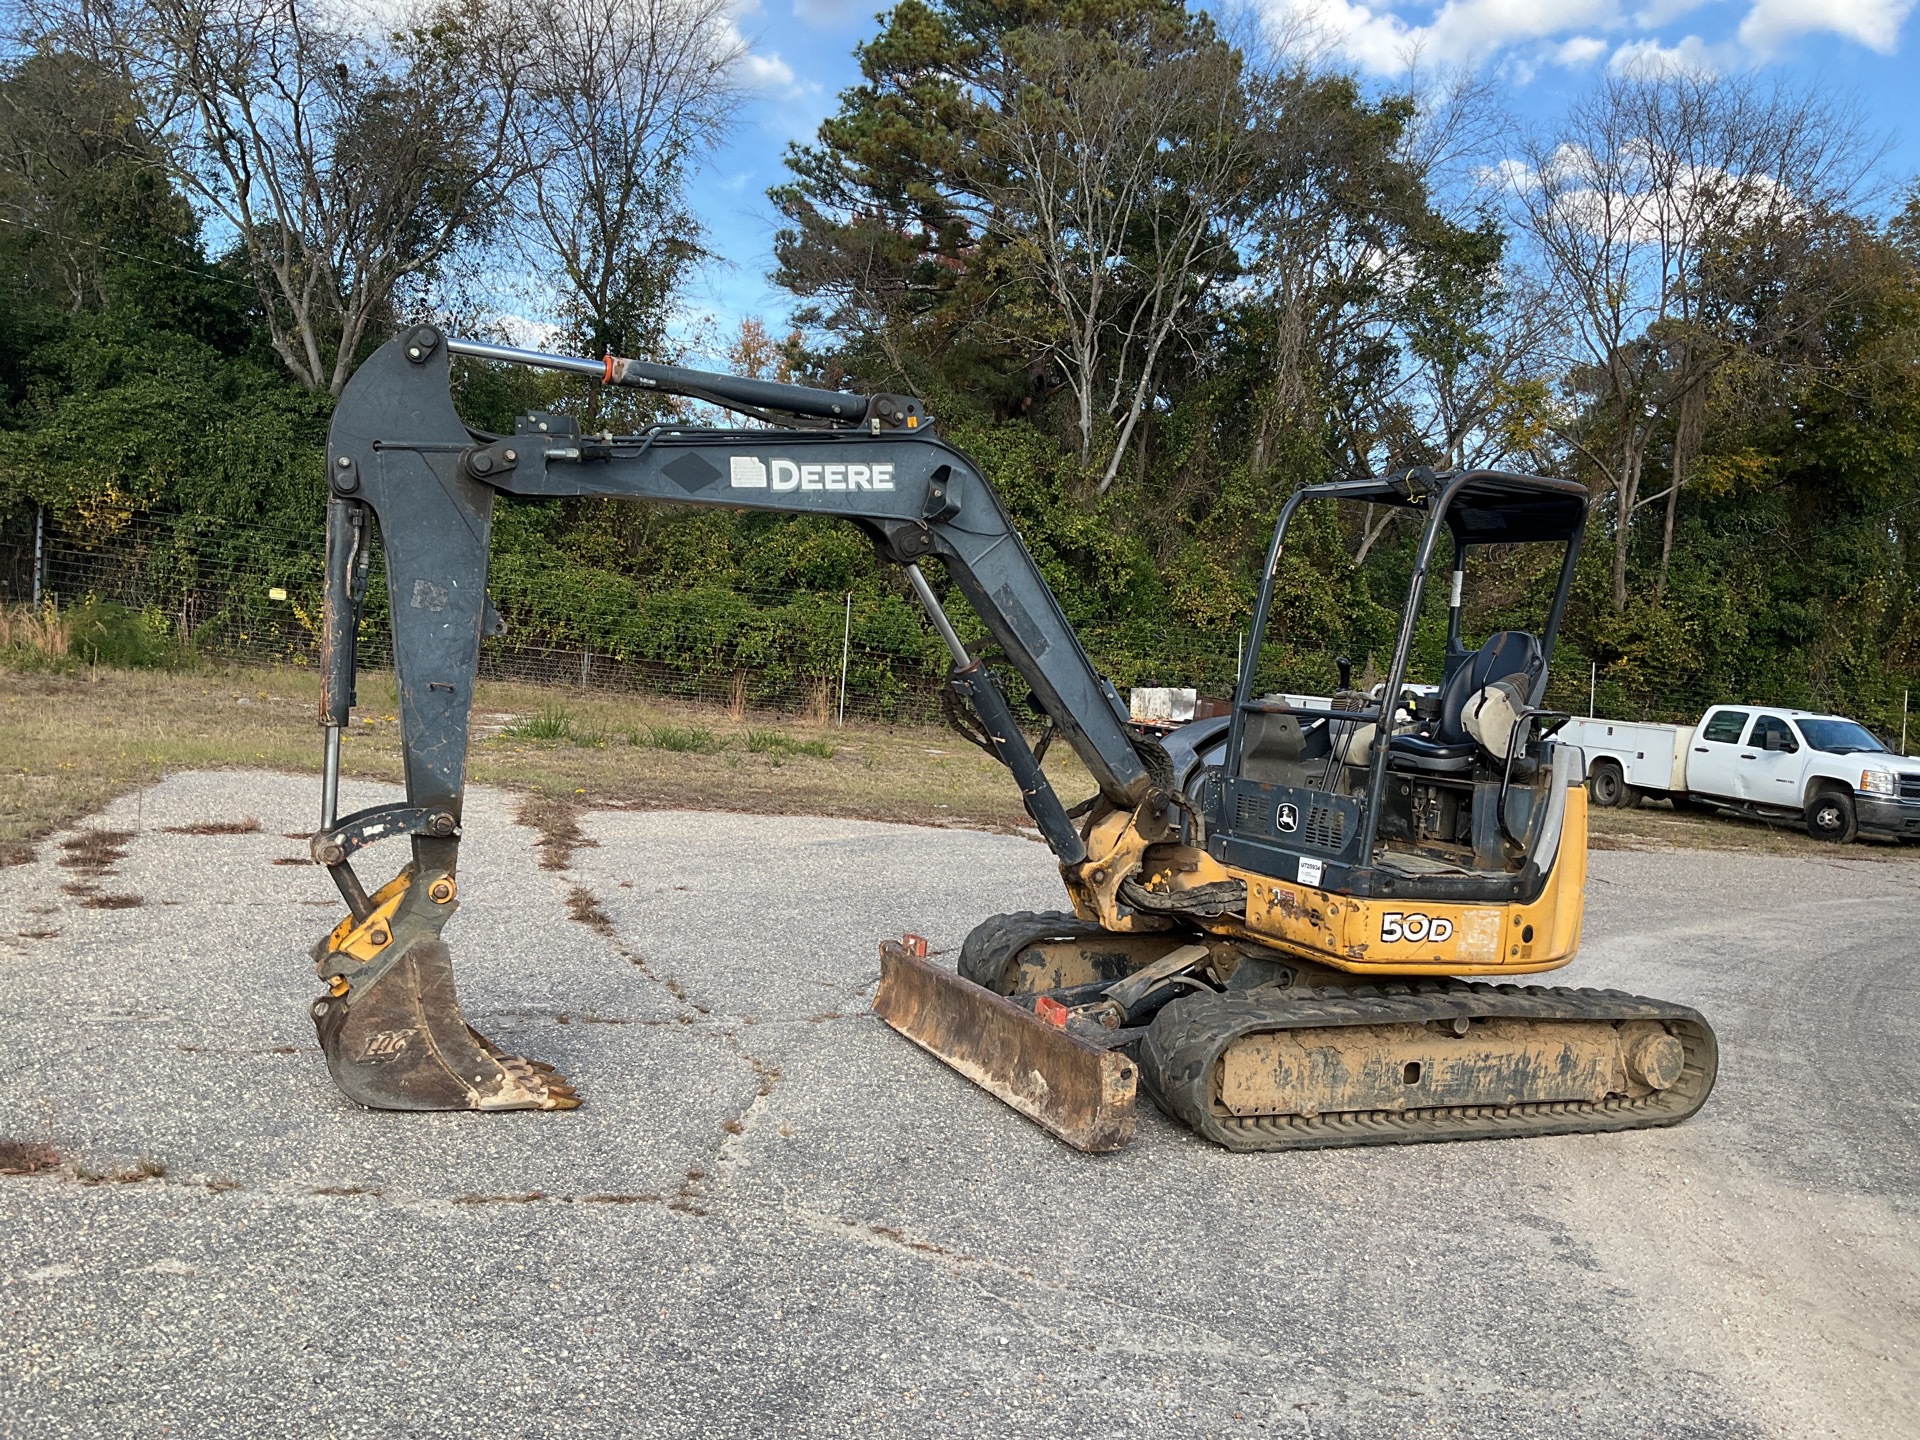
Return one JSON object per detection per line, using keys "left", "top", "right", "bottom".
{"left": 0, "top": 213, "right": 256, "bottom": 291}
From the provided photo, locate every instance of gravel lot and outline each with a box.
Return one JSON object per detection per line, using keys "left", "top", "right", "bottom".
{"left": 2, "top": 770, "right": 1916, "bottom": 1438}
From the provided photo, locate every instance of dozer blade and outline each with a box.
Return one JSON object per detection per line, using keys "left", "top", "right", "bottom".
{"left": 311, "top": 937, "right": 579, "bottom": 1112}
{"left": 872, "top": 937, "right": 1137, "bottom": 1153}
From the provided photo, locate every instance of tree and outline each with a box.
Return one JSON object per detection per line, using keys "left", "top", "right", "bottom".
{"left": 25, "top": 0, "right": 530, "bottom": 396}
{"left": 1508, "top": 69, "right": 1875, "bottom": 609}
{"left": 0, "top": 48, "right": 201, "bottom": 316}
{"left": 508, "top": 0, "right": 741, "bottom": 396}
{"left": 969, "top": 13, "right": 1264, "bottom": 491}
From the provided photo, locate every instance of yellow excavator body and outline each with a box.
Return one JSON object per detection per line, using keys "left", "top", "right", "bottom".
{"left": 1060, "top": 786, "right": 1589, "bottom": 977}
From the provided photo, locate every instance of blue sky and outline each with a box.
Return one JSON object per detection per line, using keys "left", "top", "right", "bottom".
{"left": 677, "top": 0, "right": 1920, "bottom": 354}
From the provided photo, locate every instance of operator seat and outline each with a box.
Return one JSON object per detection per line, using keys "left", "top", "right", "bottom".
{"left": 1388, "top": 631, "right": 1543, "bottom": 775}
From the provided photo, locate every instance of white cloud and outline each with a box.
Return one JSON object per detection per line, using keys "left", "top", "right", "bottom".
{"left": 1630, "top": 0, "right": 1713, "bottom": 28}
{"left": 1262, "top": 0, "right": 1914, "bottom": 74}
{"left": 1554, "top": 35, "right": 1610, "bottom": 65}
{"left": 1738, "top": 0, "right": 1916, "bottom": 55}
{"left": 1609, "top": 32, "right": 1724, "bottom": 74}
{"left": 1263, "top": 0, "right": 1621, "bottom": 74}
{"left": 1477, "top": 155, "right": 1542, "bottom": 191}
{"left": 737, "top": 49, "right": 797, "bottom": 91}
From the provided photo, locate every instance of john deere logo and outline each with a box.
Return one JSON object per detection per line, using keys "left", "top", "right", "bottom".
{"left": 1276, "top": 802, "right": 1299, "bottom": 833}
{"left": 729, "top": 457, "right": 895, "bottom": 492}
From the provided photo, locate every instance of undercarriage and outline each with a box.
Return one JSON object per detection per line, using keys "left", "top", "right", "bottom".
{"left": 875, "top": 912, "right": 1715, "bottom": 1152}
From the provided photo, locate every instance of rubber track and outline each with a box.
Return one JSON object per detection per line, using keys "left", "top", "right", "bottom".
{"left": 1140, "top": 981, "right": 1718, "bottom": 1152}
{"left": 957, "top": 910, "right": 1107, "bottom": 993}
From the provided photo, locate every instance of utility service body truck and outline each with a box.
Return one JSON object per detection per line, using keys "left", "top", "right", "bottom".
{"left": 1562, "top": 707, "right": 1920, "bottom": 843}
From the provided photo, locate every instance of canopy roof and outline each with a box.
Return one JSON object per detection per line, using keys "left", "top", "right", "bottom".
{"left": 1302, "top": 469, "right": 1587, "bottom": 546}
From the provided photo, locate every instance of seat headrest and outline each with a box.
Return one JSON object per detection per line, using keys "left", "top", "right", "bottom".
{"left": 1462, "top": 676, "right": 1528, "bottom": 760}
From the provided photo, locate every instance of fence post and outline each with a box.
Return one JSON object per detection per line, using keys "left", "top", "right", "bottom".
{"left": 1589, "top": 661, "right": 1596, "bottom": 718}
{"left": 1903, "top": 688, "right": 1910, "bottom": 755}
{"left": 32, "top": 505, "right": 45, "bottom": 608}
{"left": 581, "top": 647, "right": 589, "bottom": 689}
{"left": 837, "top": 592, "right": 851, "bottom": 726}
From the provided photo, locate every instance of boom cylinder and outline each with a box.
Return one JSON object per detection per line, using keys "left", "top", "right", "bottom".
{"left": 445, "top": 336, "right": 867, "bottom": 423}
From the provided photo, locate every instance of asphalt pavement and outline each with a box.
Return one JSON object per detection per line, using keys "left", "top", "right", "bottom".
{"left": 1, "top": 770, "right": 1916, "bottom": 1439}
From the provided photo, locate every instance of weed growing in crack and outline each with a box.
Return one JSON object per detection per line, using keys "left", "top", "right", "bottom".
{"left": 0, "top": 1139, "right": 63, "bottom": 1175}
{"left": 63, "top": 885, "right": 144, "bottom": 909}
{"left": 57, "top": 829, "right": 134, "bottom": 875}
{"left": 163, "top": 817, "right": 261, "bottom": 836}
{"left": 517, "top": 794, "right": 598, "bottom": 870}
{"left": 566, "top": 886, "right": 615, "bottom": 936}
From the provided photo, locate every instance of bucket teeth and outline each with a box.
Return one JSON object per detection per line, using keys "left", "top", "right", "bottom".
{"left": 313, "top": 937, "right": 579, "bottom": 1112}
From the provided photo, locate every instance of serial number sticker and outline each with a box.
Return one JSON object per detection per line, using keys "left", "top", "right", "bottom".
{"left": 1297, "top": 857, "right": 1323, "bottom": 887}
{"left": 1381, "top": 912, "right": 1454, "bottom": 943}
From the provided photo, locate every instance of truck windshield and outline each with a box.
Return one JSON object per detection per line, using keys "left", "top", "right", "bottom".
{"left": 1796, "top": 719, "right": 1887, "bottom": 754}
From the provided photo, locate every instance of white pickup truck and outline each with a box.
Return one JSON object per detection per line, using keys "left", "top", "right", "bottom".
{"left": 1560, "top": 706, "right": 1920, "bottom": 842}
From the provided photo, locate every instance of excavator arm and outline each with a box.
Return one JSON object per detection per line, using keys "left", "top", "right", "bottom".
{"left": 307, "top": 326, "right": 1168, "bottom": 1118}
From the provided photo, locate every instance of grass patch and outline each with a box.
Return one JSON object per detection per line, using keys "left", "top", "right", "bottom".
{"left": 0, "top": 661, "right": 1095, "bottom": 861}
{"left": 636, "top": 722, "right": 724, "bottom": 754}
{"left": 746, "top": 727, "right": 835, "bottom": 759}
{"left": 10, "top": 661, "right": 1920, "bottom": 877}
{"left": 506, "top": 704, "right": 576, "bottom": 741}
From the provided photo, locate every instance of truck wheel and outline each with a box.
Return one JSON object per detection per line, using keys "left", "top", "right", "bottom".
{"left": 1588, "top": 761, "right": 1626, "bottom": 808}
{"left": 1804, "top": 791, "right": 1858, "bottom": 844}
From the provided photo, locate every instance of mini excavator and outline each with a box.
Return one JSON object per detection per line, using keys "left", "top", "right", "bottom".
{"left": 307, "top": 327, "right": 1717, "bottom": 1151}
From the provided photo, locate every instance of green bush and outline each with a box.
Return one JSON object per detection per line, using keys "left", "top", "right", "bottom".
{"left": 66, "top": 599, "right": 181, "bottom": 669}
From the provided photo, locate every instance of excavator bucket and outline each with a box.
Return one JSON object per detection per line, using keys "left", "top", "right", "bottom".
{"left": 309, "top": 872, "right": 579, "bottom": 1113}
{"left": 871, "top": 936, "right": 1138, "bottom": 1153}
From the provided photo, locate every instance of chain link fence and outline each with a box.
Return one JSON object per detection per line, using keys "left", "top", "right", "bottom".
{"left": 0, "top": 508, "right": 956, "bottom": 724}
{"left": 9, "top": 506, "right": 1886, "bottom": 739}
